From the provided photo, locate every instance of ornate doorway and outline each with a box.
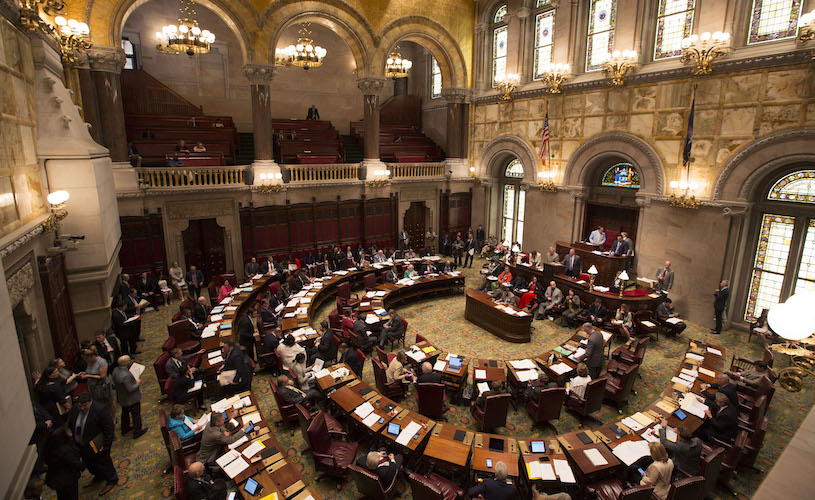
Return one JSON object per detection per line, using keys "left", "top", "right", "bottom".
{"left": 183, "top": 218, "right": 227, "bottom": 282}
{"left": 404, "top": 202, "right": 427, "bottom": 251}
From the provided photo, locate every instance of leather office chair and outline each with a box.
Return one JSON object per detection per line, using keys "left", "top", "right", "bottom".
{"left": 154, "top": 352, "right": 171, "bottom": 395}
{"left": 386, "top": 318, "right": 408, "bottom": 350}
{"left": 295, "top": 404, "right": 343, "bottom": 452}
{"left": 373, "top": 358, "right": 406, "bottom": 400}
{"left": 353, "top": 349, "right": 366, "bottom": 377}
{"left": 611, "top": 337, "right": 649, "bottom": 366}
{"left": 336, "top": 282, "right": 361, "bottom": 309}
{"left": 738, "top": 394, "right": 767, "bottom": 430}
{"left": 161, "top": 336, "right": 176, "bottom": 352}
{"left": 173, "top": 466, "right": 186, "bottom": 500}
{"left": 586, "top": 481, "right": 654, "bottom": 500}
{"left": 364, "top": 273, "right": 378, "bottom": 290}
{"left": 168, "top": 430, "right": 199, "bottom": 471}
{"left": 737, "top": 374, "right": 776, "bottom": 409}
{"left": 566, "top": 377, "right": 607, "bottom": 424}
{"left": 306, "top": 412, "right": 359, "bottom": 481}
{"left": 349, "top": 463, "right": 400, "bottom": 499}
{"left": 633, "top": 310, "right": 659, "bottom": 340}
{"left": 158, "top": 409, "right": 174, "bottom": 470}
{"left": 470, "top": 392, "right": 511, "bottom": 432}
{"left": 604, "top": 362, "right": 640, "bottom": 410}
{"left": 408, "top": 471, "right": 465, "bottom": 500}
{"left": 741, "top": 416, "right": 768, "bottom": 470}
{"left": 415, "top": 333, "right": 428, "bottom": 344}
{"left": 676, "top": 445, "right": 723, "bottom": 500}
{"left": 417, "top": 382, "right": 446, "bottom": 419}
{"left": 167, "top": 320, "right": 200, "bottom": 354}
{"left": 665, "top": 476, "right": 705, "bottom": 500}
{"left": 526, "top": 387, "right": 566, "bottom": 426}
{"left": 705, "top": 431, "right": 747, "bottom": 490}
{"left": 258, "top": 343, "right": 279, "bottom": 372}
{"left": 269, "top": 378, "right": 310, "bottom": 425}
{"left": 375, "top": 346, "right": 395, "bottom": 365}
{"left": 328, "top": 308, "right": 342, "bottom": 331}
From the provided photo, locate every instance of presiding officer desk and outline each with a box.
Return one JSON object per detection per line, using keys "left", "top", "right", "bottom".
{"left": 556, "top": 240, "right": 628, "bottom": 285}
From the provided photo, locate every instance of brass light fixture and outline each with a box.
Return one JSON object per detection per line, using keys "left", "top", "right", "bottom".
{"left": 797, "top": 10, "right": 815, "bottom": 60}
{"left": 156, "top": 0, "right": 216, "bottom": 56}
{"left": 669, "top": 176, "right": 701, "bottom": 209}
{"left": 680, "top": 31, "right": 730, "bottom": 76}
{"left": 20, "top": 0, "right": 66, "bottom": 33}
{"left": 767, "top": 292, "right": 815, "bottom": 392}
{"left": 541, "top": 62, "right": 570, "bottom": 94}
{"left": 53, "top": 16, "right": 91, "bottom": 65}
{"left": 275, "top": 23, "right": 326, "bottom": 70}
{"left": 368, "top": 169, "right": 391, "bottom": 188}
{"left": 495, "top": 73, "right": 520, "bottom": 100}
{"left": 42, "top": 190, "right": 70, "bottom": 233}
{"left": 256, "top": 172, "right": 283, "bottom": 193}
{"left": 384, "top": 47, "right": 413, "bottom": 78}
{"left": 587, "top": 265, "right": 598, "bottom": 291}
{"left": 537, "top": 170, "right": 557, "bottom": 192}
{"left": 601, "top": 50, "right": 638, "bottom": 86}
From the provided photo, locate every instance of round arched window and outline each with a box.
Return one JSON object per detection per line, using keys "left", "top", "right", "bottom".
{"left": 601, "top": 162, "right": 641, "bottom": 188}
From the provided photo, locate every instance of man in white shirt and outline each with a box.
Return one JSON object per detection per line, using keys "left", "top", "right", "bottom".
{"left": 588, "top": 226, "right": 606, "bottom": 248}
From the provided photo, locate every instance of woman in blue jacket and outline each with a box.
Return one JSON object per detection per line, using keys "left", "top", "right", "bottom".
{"left": 168, "top": 404, "right": 201, "bottom": 445}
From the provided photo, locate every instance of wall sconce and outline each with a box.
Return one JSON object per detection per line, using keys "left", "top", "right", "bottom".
{"left": 537, "top": 170, "right": 557, "bottom": 192}
{"left": 495, "top": 73, "right": 520, "bottom": 100}
{"left": 669, "top": 179, "right": 701, "bottom": 209}
{"left": 468, "top": 166, "right": 479, "bottom": 180}
{"left": 798, "top": 10, "right": 815, "bottom": 60}
{"left": 53, "top": 16, "right": 91, "bottom": 65}
{"left": 20, "top": 0, "right": 66, "bottom": 33}
{"left": 681, "top": 31, "right": 730, "bottom": 76}
{"left": 587, "top": 265, "right": 598, "bottom": 291}
{"left": 42, "top": 190, "right": 69, "bottom": 233}
{"left": 541, "top": 63, "right": 570, "bottom": 94}
{"left": 368, "top": 169, "right": 391, "bottom": 188}
{"left": 257, "top": 172, "right": 283, "bottom": 193}
{"left": 618, "top": 270, "right": 629, "bottom": 297}
{"left": 601, "top": 50, "right": 638, "bottom": 86}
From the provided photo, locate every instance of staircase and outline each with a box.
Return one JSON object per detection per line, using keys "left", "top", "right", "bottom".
{"left": 237, "top": 133, "right": 255, "bottom": 165}
{"left": 342, "top": 135, "right": 364, "bottom": 163}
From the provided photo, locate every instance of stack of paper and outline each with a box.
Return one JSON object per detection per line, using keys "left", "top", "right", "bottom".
{"left": 242, "top": 441, "right": 266, "bottom": 460}
{"left": 612, "top": 439, "right": 651, "bottom": 466}
{"left": 685, "top": 352, "right": 704, "bottom": 362}
{"left": 527, "top": 460, "right": 556, "bottom": 480}
{"left": 621, "top": 416, "right": 646, "bottom": 432}
{"left": 550, "top": 362, "right": 572, "bottom": 375}
{"left": 365, "top": 314, "right": 380, "bottom": 325}
{"left": 707, "top": 346, "right": 722, "bottom": 356}
{"left": 474, "top": 369, "right": 487, "bottom": 379}
{"left": 553, "top": 459, "right": 575, "bottom": 483}
{"left": 129, "top": 362, "right": 145, "bottom": 380}
{"left": 222, "top": 456, "right": 249, "bottom": 479}
{"left": 314, "top": 368, "right": 330, "bottom": 379}
{"left": 698, "top": 367, "right": 716, "bottom": 378}
{"left": 354, "top": 402, "right": 375, "bottom": 419}
{"left": 407, "top": 351, "right": 425, "bottom": 362}
{"left": 433, "top": 360, "right": 447, "bottom": 371}
{"left": 666, "top": 317, "right": 683, "bottom": 325}
{"left": 583, "top": 448, "right": 608, "bottom": 467}
{"left": 395, "top": 421, "right": 423, "bottom": 445}
{"left": 331, "top": 367, "right": 350, "bottom": 379}
{"left": 227, "top": 435, "right": 248, "bottom": 450}
{"left": 680, "top": 394, "right": 709, "bottom": 419}
{"left": 516, "top": 369, "right": 538, "bottom": 382}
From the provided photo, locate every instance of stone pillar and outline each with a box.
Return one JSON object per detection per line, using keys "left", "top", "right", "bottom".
{"left": 357, "top": 77, "right": 387, "bottom": 177}
{"left": 87, "top": 46, "right": 127, "bottom": 162}
{"left": 442, "top": 88, "right": 470, "bottom": 177}
{"left": 243, "top": 64, "right": 276, "bottom": 164}
{"left": 474, "top": 22, "right": 488, "bottom": 91}
{"left": 393, "top": 77, "right": 408, "bottom": 96}
{"left": 75, "top": 55, "right": 103, "bottom": 145}
{"left": 516, "top": 6, "right": 532, "bottom": 84}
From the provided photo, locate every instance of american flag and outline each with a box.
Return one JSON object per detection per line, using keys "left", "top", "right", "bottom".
{"left": 539, "top": 110, "right": 550, "bottom": 162}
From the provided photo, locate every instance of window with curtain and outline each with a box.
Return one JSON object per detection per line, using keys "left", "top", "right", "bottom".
{"left": 430, "top": 57, "right": 442, "bottom": 98}
{"left": 492, "top": 5, "right": 509, "bottom": 87}
{"left": 654, "top": 0, "right": 696, "bottom": 60}
{"left": 532, "top": 9, "right": 556, "bottom": 81}
{"left": 748, "top": 0, "right": 803, "bottom": 44}
{"left": 586, "top": 0, "right": 617, "bottom": 72}
{"left": 501, "top": 160, "right": 526, "bottom": 246}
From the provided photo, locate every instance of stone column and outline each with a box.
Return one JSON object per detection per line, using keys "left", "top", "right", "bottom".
{"left": 474, "top": 22, "right": 488, "bottom": 91}
{"left": 75, "top": 53, "right": 103, "bottom": 146}
{"left": 516, "top": 6, "right": 532, "bottom": 84}
{"left": 87, "top": 46, "right": 127, "bottom": 162}
{"left": 393, "top": 77, "right": 408, "bottom": 96}
{"left": 243, "top": 64, "right": 276, "bottom": 163}
{"left": 357, "top": 77, "right": 387, "bottom": 177}
{"left": 442, "top": 88, "right": 470, "bottom": 177}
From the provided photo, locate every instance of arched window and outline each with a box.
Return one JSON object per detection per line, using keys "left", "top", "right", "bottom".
{"left": 492, "top": 4, "right": 509, "bottom": 88}
{"left": 586, "top": 0, "right": 617, "bottom": 72}
{"left": 532, "top": 3, "right": 556, "bottom": 81}
{"left": 745, "top": 169, "right": 815, "bottom": 321}
{"left": 748, "top": 0, "right": 803, "bottom": 45}
{"left": 430, "top": 57, "right": 442, "bottom": 99}
{"left": 654, "top": 0, "right": 696, "bottom": 60}
{"left": 501, "top": 159, "right": 526, "bottom": 246}
{"left": 601, "top": 162, "right": 641, "bottom": 188}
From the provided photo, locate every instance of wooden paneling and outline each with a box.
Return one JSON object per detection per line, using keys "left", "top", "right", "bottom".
{"left": 38, "top": 254, "right": 79, "bottom": 369}
{"left": 440, "top": 189, "right": 472, "bottom": 235}
{"left": 119, "top": 214, "right": 167, "bottom": 275}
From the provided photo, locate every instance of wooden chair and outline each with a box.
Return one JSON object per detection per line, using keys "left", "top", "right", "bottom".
{"left": 417, "top": 382, "right": 446, "bottom": 419}
{"left": 168, "top": 430, "right": 199, "bottom": 471}
{"left": 525, "top": 387, "right": 566, "bottom": 427}
{"left": 307, "top": 412, "right": 359, "bottom": 482}
{"left": 269, "top": 378, "right": 310, "bottom": 425}
{"left": 633, "top": 310, "right": 659, "bottom": 340}
{"left": 364, "top": 273, "right": 378, "bottom": 290}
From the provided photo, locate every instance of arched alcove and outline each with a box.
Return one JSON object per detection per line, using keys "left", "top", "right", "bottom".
{"left": 478, "top": 134, "right": 539, "bottom": 181}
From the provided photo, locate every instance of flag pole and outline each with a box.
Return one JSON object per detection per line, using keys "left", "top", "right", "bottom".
{"left": 547, "top": 100, "right": 553, "bottom": 175}
{"left": 683, "top": 83, "right": 698, "bottom": 184}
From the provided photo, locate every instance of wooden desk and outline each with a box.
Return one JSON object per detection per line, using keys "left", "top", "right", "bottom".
{"left": 316, "top": 363, "right": 356, "bottom": 391}
{"left": 554, "top": 273, "right": 665, "bottom": 314}
{"left": 328, "top": 385, "right": 365, "bottom": 412}
{"left": 472, "top": 433, "right": 519, "bottom": 477}
{"left": 556, "top": 240, "right": 628, "bottom": 286}
{"left": 424, "top": 422, "right": 475, "bottom": 473}
{"left": 433, "top": 354, "right": 470, "bottom": 395}
{"left": 403, "top": 341, "right": 442, "bottom": 367}
{"left": 563, "top": 442, "right": 622, "bottom": 482}
{"left": 464, "top": 289, "right": 533, "bottom": 343}
{"left": 471, "top": 359, "right": 507, "bottom": 384}
{"left": 380, "top": 409, "right": 435, "bottom": 453}
{"left": 517, "top": 438, "right": 570, "bottom": 488}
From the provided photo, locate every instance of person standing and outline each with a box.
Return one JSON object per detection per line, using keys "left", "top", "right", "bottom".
{"left": 169, "top": 262, "right": 186, "bottom": 301}
{"left": 561, "top": 248, "right": 582, "bottom": 278}
{"left": 463, "top": 234, "right": 476, "bottom": 268}
{"left": 67, "top": 393, "right": 117, "bottom": 496}
{"left": 306, "top": 104, "right": 320, "bottom": 120}
{"left": 237, "top": 308, "right": 260, "bottom": 361}
{"left": 475, "top": 225, "right": 485, "bottom": 255}
{"left": 44, "top": 427, "right": 85, "bottom": 500}
{"left": 655, "top": 261, "right": 674, "bottom": 293}
{"left": 186, "top": 266, "right": 204, "bottom": 299}
{"left": 399, "top": 229, "right": 409, "bottom": 251}
{"left": 111, "top": 355, "right": 148, "bottom": 439}
{"left": 711, "top": 280, "right": 729, "bottom": 334}
{"left": 587, "top": 225, "right": 606, "bottom": 248}
{"left": 576, "top": 323, "right": 604, "bottom": 378}
{"left": 452, "top": 234, "right": 464, "bottom": 267}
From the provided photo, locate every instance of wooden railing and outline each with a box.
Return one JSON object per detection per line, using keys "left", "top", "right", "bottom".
{"left": 285, "top": 164, "right": 360, "bottom": 183}
{"left": 388, "top": 162, "right": 446, "bottom": 179}
{"left": 137, "top": 166, "right": 246, "bottom": 188}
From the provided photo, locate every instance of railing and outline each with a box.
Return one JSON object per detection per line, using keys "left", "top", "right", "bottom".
{"left": 137, "top": 166, "right": 246, "bottom": 188}
{"left": 285, "top": 164, "right": 360, "bottom": 183}
{"left": 388, "top": 162, "right": 446, "bottom": 179}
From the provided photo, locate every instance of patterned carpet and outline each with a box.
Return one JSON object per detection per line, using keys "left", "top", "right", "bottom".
{"left": 43, "top": 262, "right": 814, "bottom": 499}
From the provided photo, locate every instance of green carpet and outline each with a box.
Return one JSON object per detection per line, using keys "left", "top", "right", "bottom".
{"left": 43, "top": 262, "right": 813, "bottom": 499}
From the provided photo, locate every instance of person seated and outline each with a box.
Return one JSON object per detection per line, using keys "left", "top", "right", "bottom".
{"left": 258, "top": 297, "right": 277, "bottom": 328}
{"left": 168, "top": 154, "right": 184, "bottom": 167}
{"left": 386, "top": 351, "right": 414, "bottom": 385}
{"left": 528, "top": 250, "right": 544, "bottom": 269}
{"left": 404, "top": 248, "right": 417, "bottom": 260}
{"left": 655, "top": 298, "right": 687, "bottom": 336}
{"left": 339, "top": 343, "right": 362, "bottom": 377}
{"left": 127, "top": 141, "right": 141, "bottom": 168}
{"left": 278, "top": 373, "right": 322, "bottom": 404}
{"left": 217, "top": 278, "right": 234, "bottom": 303}
{"left": 701, "top": 373, "right": 739, "bottom": 407}
{"left": 543, "top": 247, "right": 559, "bottom": 264}
{"left": 518, "top": 277, "right": 542, "bottom": 310}
{"left": 314, "top": 320, "right": 338, "bottom": 363}
{"left": 291, "top": 353, "right": 316, "bottom": 390}
{"left": 467, "top": 461, "right": 517, "bottom": 500}
{"left": 172, "top": 364, "right": 205, "bottom": 409}
{"left": 536, "top": 281, "right": 563, "bottom": 320}
{"left": 212, "top": 118, "right": 225, "bottom": 128}
{"left": 699, "top": 392, "right": 739, "bottom": 443}
{"left": 493, "top": 286, "right": 518, "bottom": 306}
{"left": 165, "top": 347, "right": 203, "bottom": 380}
{"left": 197, "top": 413, "right": 251, "bottom": 466}
{"left": 612, "top": 304, "right": 634, "bottom": 343}
{"left": 524, "top": 373, "right": 559, "bottom": 402}
{"left": 415, "top": 361, "right": 442, "bottom": 384}
{"left": 565, "top": 363, "right": 591, "bottom": 399}
{"left": 474, "top": 380, "right": 505, "bottom": 411}
{"left": 640, "top": 442, "right": 674, "bottom": 500}
{"left": 584, "top": 298, "right": 607, "bottom": 327}
{"left": 184, "top": 462, "right": 227, "bottom": 500}
{"left": 480, "top": 235, "right": 498, "bottom": 258}
{"left": 509, "top": 274, "right": 528, "bottom": 295}
{"left": 379, "top": 310, "right": 406, "bottom": 347}
{"left": 532, "top": 484, "right": 571, "bottom": 500}
{"left": 726, "top": 360, "right": 770, "bottom": 388}
{"left": 352, "top": 312, "right": 378, "bottom": 352}
{"left": 356, "top": 449, "right": 403, "bottom": 487}
{"left": 276, "top": 334, "right": 306, "bottom": 371}
{"left": 176, "top": 140, "right": 190, "bottom": 153}
{"left": 317, "top": 258, "right": 333, "bottom": 277}
{"left": 192, "top": 142, "right": 207, "bottom": 153}
{"left": 404, "top": 264, "right": 418, "bottom": 279}
{"left": 587, "top": 225, "right": 606, "bottom": 248}
{"left": 609, "top": 234, "right": 629, "bottom": 257}
{"left": 187, "top": 117, "right": 199, "bottom": 127}
{"left": 440, "top": 260, "right": 456, "bottom": 273}
{"left": 179, "top": 307, "right": 203, "bottom": 339}
{"left": 192, "top": 296, "right": 210, "bottom": 325}
{"left": 136, "top": 272, "right": 161, "bottom": 310}
{"left": 262, "top": 328, "right": 283, "bottom": 357}
{"left": 560, "top": 289, "right": 582, "bottom": 327}
{"left": 373, "top": 249, "right": 387, "bottom": 263}
{"left": 358, "top": 254, "right": 371, "bottom": 267}
{"left": 168, "top": 404, "right": 202, "bottom": 446}
{"left": 657, "top": 417, "right": 702, "bottom": 477}
{"left": 496, "top": 265, "right": 513, "bottom": 285}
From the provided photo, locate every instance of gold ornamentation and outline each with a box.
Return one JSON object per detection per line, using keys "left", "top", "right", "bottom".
{"left": 541, "top": 63, "right": 570, "bottom": 94}
{"left": 495, "top": 73, "right": 520, "bottom": 100}
{"left": 601, "top": 50, "right": 638, "bottom": 86}
{"left": 680, "top": 32, "right": 730, "bottom": 76}
{"left": 20, "top": 0, "right": 65, "bottom": 33}
{"left": 669, "top": 193, "right": 700, "bottom": 209}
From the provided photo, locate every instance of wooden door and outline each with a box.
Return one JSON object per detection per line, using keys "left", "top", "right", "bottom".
{"left": 583, "top": 202, "right": 639, "bottom": 243}
{"left": 183, "top": 218, "right": 227, "bottom": 282}
{"left": 38, "top": 254, "right": 79, "bottom": 369}
{"left": 404, "top": 202, "right": 427, "bottom": 251}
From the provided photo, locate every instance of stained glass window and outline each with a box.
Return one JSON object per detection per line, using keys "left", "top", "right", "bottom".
{"left": 502, "top": 184, "right": 516, "bottom": 243}
{"left": 501, "top": 180, "right": 526, "bottom": 245}
{"left": 586, "top": 0, "right": 617, "bottom": 72}
{"left": 795, "top": 220, "right": 815, "bottom": 293}
{"left": 492, "top": 25, "right": 508, "bottom": 87}
{"left": 745, "top": 214, "right": 796, "bottom": 321}
{"left": 505, "top": 159, "right": 525, "bottom": 178}
{"left": 536, "top": 0, "right": 551, "bottom": 7}
{"left": 494, "top": 5, "right": 508, "bottom": 23}
{"left": 654, "top": 0, "right": 695, "bottom": 60}
{"left": 516, "top": 189, "right": 526, "bottom": 246}
{"left": 533, "top": 10, "right": 556, "bottom": 81}
{"left": 601, "top": 162, "right": 641, "bottom": 188}
{"left": 768, "top": 170, "right": 815, "bottom": 204}
{"left": 430, "top": 57, "right": 442, "bottom": 98}
{"left": 748, "top": 0, "right": 802, "bottom": 44}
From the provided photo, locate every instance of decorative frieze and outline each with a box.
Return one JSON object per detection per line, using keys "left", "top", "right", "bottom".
{"left": 7, "top": 262, "right": 34, "bottom": 306}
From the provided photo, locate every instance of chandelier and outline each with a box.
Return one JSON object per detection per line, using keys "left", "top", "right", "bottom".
{"left": 385, "top": 48, "right": 412, "bottom": 78}
{"left": 53, "top": 16, "right": 91, "bottom": 65}
{"left": 275, "top": 23, "right": 326, "bottom": 70}
{"left": 156, "top": 0, "right": 215, "bottom": 56}
{"left": 680, "top": 31, "right": 730, "bottom": 76}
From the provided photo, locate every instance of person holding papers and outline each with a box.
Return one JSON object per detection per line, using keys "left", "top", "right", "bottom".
{"left": 192, "top": 296, "right": 210, "bottom": 325}
{"left": 67, "top": 393, "right": 118, "bottom": 496}
{"left": 276, "top": 334, "right": 306, "bottom": 371}
{"left": 587, "top": 225, "right": 606, "bottom": 248}
{"left": 536, "top": 281, "right": 563, "bottom": 320}
{"left": 609, "top": 234, "right": 629, "bottom": 257}
{"left": 220, "top": 341, "right": 252, "bottom": 395}
{"left": 473, "top": 380, "right": 505, "bottom": 411}
{"left": 576, "top": 323, "right": 605, "bottom": 378}
{"left": 237, "top": 308, "right": 260, "bottom": 361}
{"left": 185, "top": 462, "right": 227, "bottom": 500}
{"left": 165, "top": 347, "right": 203, "bottom": 380}
{"left": 657, "top": 417, "right": 702, "bottom": 477}
{"left": 111, "top": 300, "right": 140, "bottom": 357}
{"left": 353, "top": 312, "right": 379, "bottom": 352}
{"left": 700, "top": 392, "right": 739, "bottom": 443}
{"left": 291, "top": 353, "right": 317, "bottom": 389}
{"left": 217, "top": 278, "right": 234, "bottom": 303}
{"left": 172, "top": 364, "right": 205, "bottom": 409}
{"left": 312, "top": 320, "right": 337, "bottom": 363}
{"left": 565, "top": 363, "right": 592, "bottom": 399}
{"left": 278, "top": 374, "right": 322, "bottom": 404}
{"left": 613, "top": 304, "right": 634, "bottom": 343}
{"left": 197, "top": 413, "right": 250, "bottom": 466}
{"left": 111, "top": 356, "right": 148, "bottom": 439}
{"left": 467, "top": 461, "right": 517, "bottom": 500}
{"left": 356, "top": 448, "right": 403, "bottom": 486}
{"left": 656, "top": 298, "right": 686, "bottom": 336}
{"left": 168, "top": 404, "right": 202, "bottom": 445}
{"left": 339, "top": 343, "right": 363, "bottom": 377}
{"left": 386, "top": 351, "right": 414, "bottom": 385}
{"left": 373, "top": 249, "right": 387, "bottom": 264}
{"left": 639, "top": 442, "right": 674, "bottom": 500}
{"left": 404, "top": 264, "right": 418, "bottom": 279}
{"left": 379, "top": 310, "right": 406, "bottom": 348}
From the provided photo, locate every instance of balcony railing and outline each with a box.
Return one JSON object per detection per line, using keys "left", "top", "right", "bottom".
{"left": 285, "top": 164, "right": 360, "bottom": 183}
{"left": 137, "top": 166, "right": 246, "bottom": 188}
{"left": 388, "top": 162, "right": 446, "bottom": 179}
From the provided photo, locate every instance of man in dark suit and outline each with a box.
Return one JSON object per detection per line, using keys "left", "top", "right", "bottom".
{"left": 584, "top": 298, "right": 607, "bottom": 327}
{"left": 609, "top": 234, "right": 630, "bottom": 257}
{"left": 258, "top": 297, "right": 277, "bottom": 328}
{"left": 220, "top": 341, "right": 252, "bottom": 395}
{"left": 379, "top": 310, "right": 405, "bottom": 348}
{"left": 93, "top": 329, "right": 121, "bottom": 366}
{"left": 476, "top": 225, "right": 486, "bottom": 253}
{"left": 262, "top": 328, "right": 282, "bottom": 357}
{"left": 244, "top": 257, "right": 259, "bottom": 278}
{"left": 656, "top": 298, "right": 686, "bottom": 336}
{"left": 237, "top": 308, "right": 259, "bottom": 361}
{"left": 111, "top": 301, "right": 140, "bottom": 356}
{"left": 701, "top": 373, "right": 740, "bottom": 407}
{"left": 561, "top": 248, "right": 582, "bottom": 278}
{"left": 473, "top": 380, "right": 505, "bottom": 411}
{"left": 179, "top": 307, "right": 203, "bottom": 339}
{"left": 135, "top": 272, "right": 160, "bottom": 310}
{"left": 523, "top": 373, "right": 558, "bottom": 402}
{"left": 576, "top": 323, "right": 605, "bottom": 378}
{"left": 655, "top": 261, "right": 675, "bottom": 292}
{"left": 165, "top": 347, "right": 202, "bottom": 380}
{"left": 113, "top": 274, "right": 130, "bottom": 304}
{"left": 196, "top": 414, "right": 248, "bottom": 466}
{"left": 277, "top": 374, "right": 321, "bottom": 404}
{"left": 658, "top": 417, "right": 702, "bottom": 476}
{"left": 383, "top": 268, "right": 397, "bottom": 283}
{"left": 463, "top": 235, "right": 477, "bottom": 268}
{"left": 314, "top": 320, "right": 337, "bottom": 362}
{"left": 712, "top": 280, "right": 729, "bottom": 334}
{"left": 352, "top": 313, "right": 379, "bottom": 351}
{"left": 415, "top": 361, "right": 442, "bottom": 384}
{"left": 339, "top": 343, "right": 362, "bottom": 377}
{"left": 440, "top": 232, "right": 451, "bottom": 257}
{"left": 184, "top": 462, "right": 227, "bottom": 500}
{"left": 700, "top": 392, "right": 739, "bottom": 443}
{"left": 192, "top": 297, "right": 210, "bottom": 325}
{"left": 467, "top": 461, "right": 517, "bottom": 500}
{"left": 186, "top": 266, "right": 204, "bottom": 299}
{"left": 318, "top": 259, "right": 333, "bottom": 277}
{"left": 67, "top": 393, "right": 117, "bottom": 495}
{"left": 356, "top": 449, "right": 403, "bottom": 487}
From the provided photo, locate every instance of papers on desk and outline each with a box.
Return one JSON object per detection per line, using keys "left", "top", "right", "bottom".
{"left": 395, "top": 421, "right": 423, "bottom": 445}
{"left": 594, "top": 286, "right": 610, "bottom": 293}
{"left": 631, "top": 412, "right": 654, "bottom": 427}
{"left": 433, "top": 360, "right": 447, "bottom": 372}
{"left": 216, "top": 450, "right": 241, "bottom": 468}
{"left": 680, "top": 393, "right": 709, "bottom": 419}
{"left": 225, "top": 306, "right": 238, "bottom": 311}
{"left": 219, "top": 297, "right": 232, "bottom": 305}
{"left": 360, "top": 301, "right": 371, "bottom": 307}
{"left": 354, "top": 402, "right": 375, "bottom": 419}
{"left": 210, "top": 314, "right": 224, "bottom": 322}
{"left": 601, "top": 331, "right": 613, "bottom": 342}
{"left": 283, "top": 312, "right": 297, "bottom": 318}
{"left": 706, "top": 346, "right": 722, "bottom": 356}
{"left": 222, "top": 456, "right": 249, "bottom": 479}
{"left": 187, "top": 380, "right": 203, "bottom": 393}
{"left": 474, "top": 369, "right": 487, "bottom": 380}
{"left": 553, "top": 459, "right": 576, "bottom": 483}
{"left": 670, "top": 377, "right": 692, "bottom": 390}
{"left": 242, "top": 441, "right": 266, "bottom": 460}
{"left": 685, "top": 352, "right": 704, "bottom": 362}
{"left": 407, "top": 350, "right": 425, "bottom": 362}
{"left": 242, "top": 412, "right": 263, "bottom": 425}
{"left": 477, "top": 382, "right": 490, "bottom": 396}
{"left": 516, "top": 369, "right": 539, "bottom": 383}
{"left": 550, "top": 362, "right": 572, "bottom": 375}
{"left": 621, "top": 416, "right": 646, "bottom": 432}
{"left": 314, "top": 369, "right": 330, "bottom": 379}
{"left": 698, "top": 367, "right": 716, "bottom": 378}
{"left": 362, "top": 412, "right": 380, "bottom": 428}
{"left": 129, "top": 362, "right": 145, "bottom": 380}
{"left": 576, "top": 279, "right": 587, "bottom": 284}
{"left": 228, "top": 435, "right": 248, "bottom": 450}
{"left": 568, "top": 348, "right": 586, "bottom": 362}
{"left": 666, "top": 317, "right": 684, "bottom": 325}
{"left": 331, "top": 367, "right": 350, "bottom": 379}
{"left": 334, "top": 270, "right": 349, "bottom": 275}
{"left": 641, "top": 320, "right": 656, "bottom": 328}
{"left": 218, "top": 370, "right": 237, "bottom": 386}
{"left": 612, "top": 439, "right": 651, "bottom": 466}
{"left": 375, "top": 291, "right": 387, "bottom": 297}
{"left": 510, "top": 359, "right": 536, "bottom": 370}
{"left": 445, "top": 353, "right": 459, "bottom": 361}
{"left": 286, "top": 299, "right": 300, "bottom": 308}
{"left": 375, "top": 308, "right": 388, "bottom": 316}
{"left": 527, "top": 460, "right": 556, "bottom": 480}
{"left": 210, "top": 306, "right": 225, "bottom": 314}
{"left": 365, "top": 314, "right": 380, "bottom": 325}
{"left": 208, "top": 355, "right": 224, "bottom": 365}
{"left": 583, "top": 448, "right": 608, "bottom": 467}
{"left": 365, "top": 291, "right": 376, "bottom": 298}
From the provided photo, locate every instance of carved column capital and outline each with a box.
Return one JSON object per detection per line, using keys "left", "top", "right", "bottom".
{"left": 722, "top": 205, "right": 749, "bottom": 217}
{"left": 474, "top": 22, "right": 488, "bottom": 35}
{"left": 357, "top": 77, "right": 386, "bottom": 95}
{"left": 87, "top": 46, "right": 125, "bottom": 73}
{"left": 442, "top": 87, "right": 470, "bottom": 103}
{"left": 635, "top": 195, "right": 652, "bottom": 208}
{"left": 516, "top": 7, "right": 531, "bottom": 20}
{"left": 242, "top": 63, "right": 276, "bottom": 85}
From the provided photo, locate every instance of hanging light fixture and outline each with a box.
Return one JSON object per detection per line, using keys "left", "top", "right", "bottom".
{"left": 384, "top": 47, "right": 412, "bottom": 78}
{"left": 276, "top": 23, "right": 326, "bottom": 70}
{"left": 156, "top": 0, "right": 215, "bottom": 56}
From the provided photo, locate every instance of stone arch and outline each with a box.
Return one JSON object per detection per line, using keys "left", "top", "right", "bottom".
{"left": 563, "top": 132, "right": 665, "bottom": 195}
{"left": 375, "top": 16, "right": 468, "bottom": 89}
{"left": 713, "top": 128, "right": 815, "bottom": 202}
{"left": 478, "top": 135, "right": 539, "bottom": 181}
{"left": 262, "top": 0, "right": 376, "bottom": 75}
{"left": 83, "top": 0, "right": 257, "bottom": 62}
{"left": 481, "top": 0, "right": 510, "bottom": 25}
